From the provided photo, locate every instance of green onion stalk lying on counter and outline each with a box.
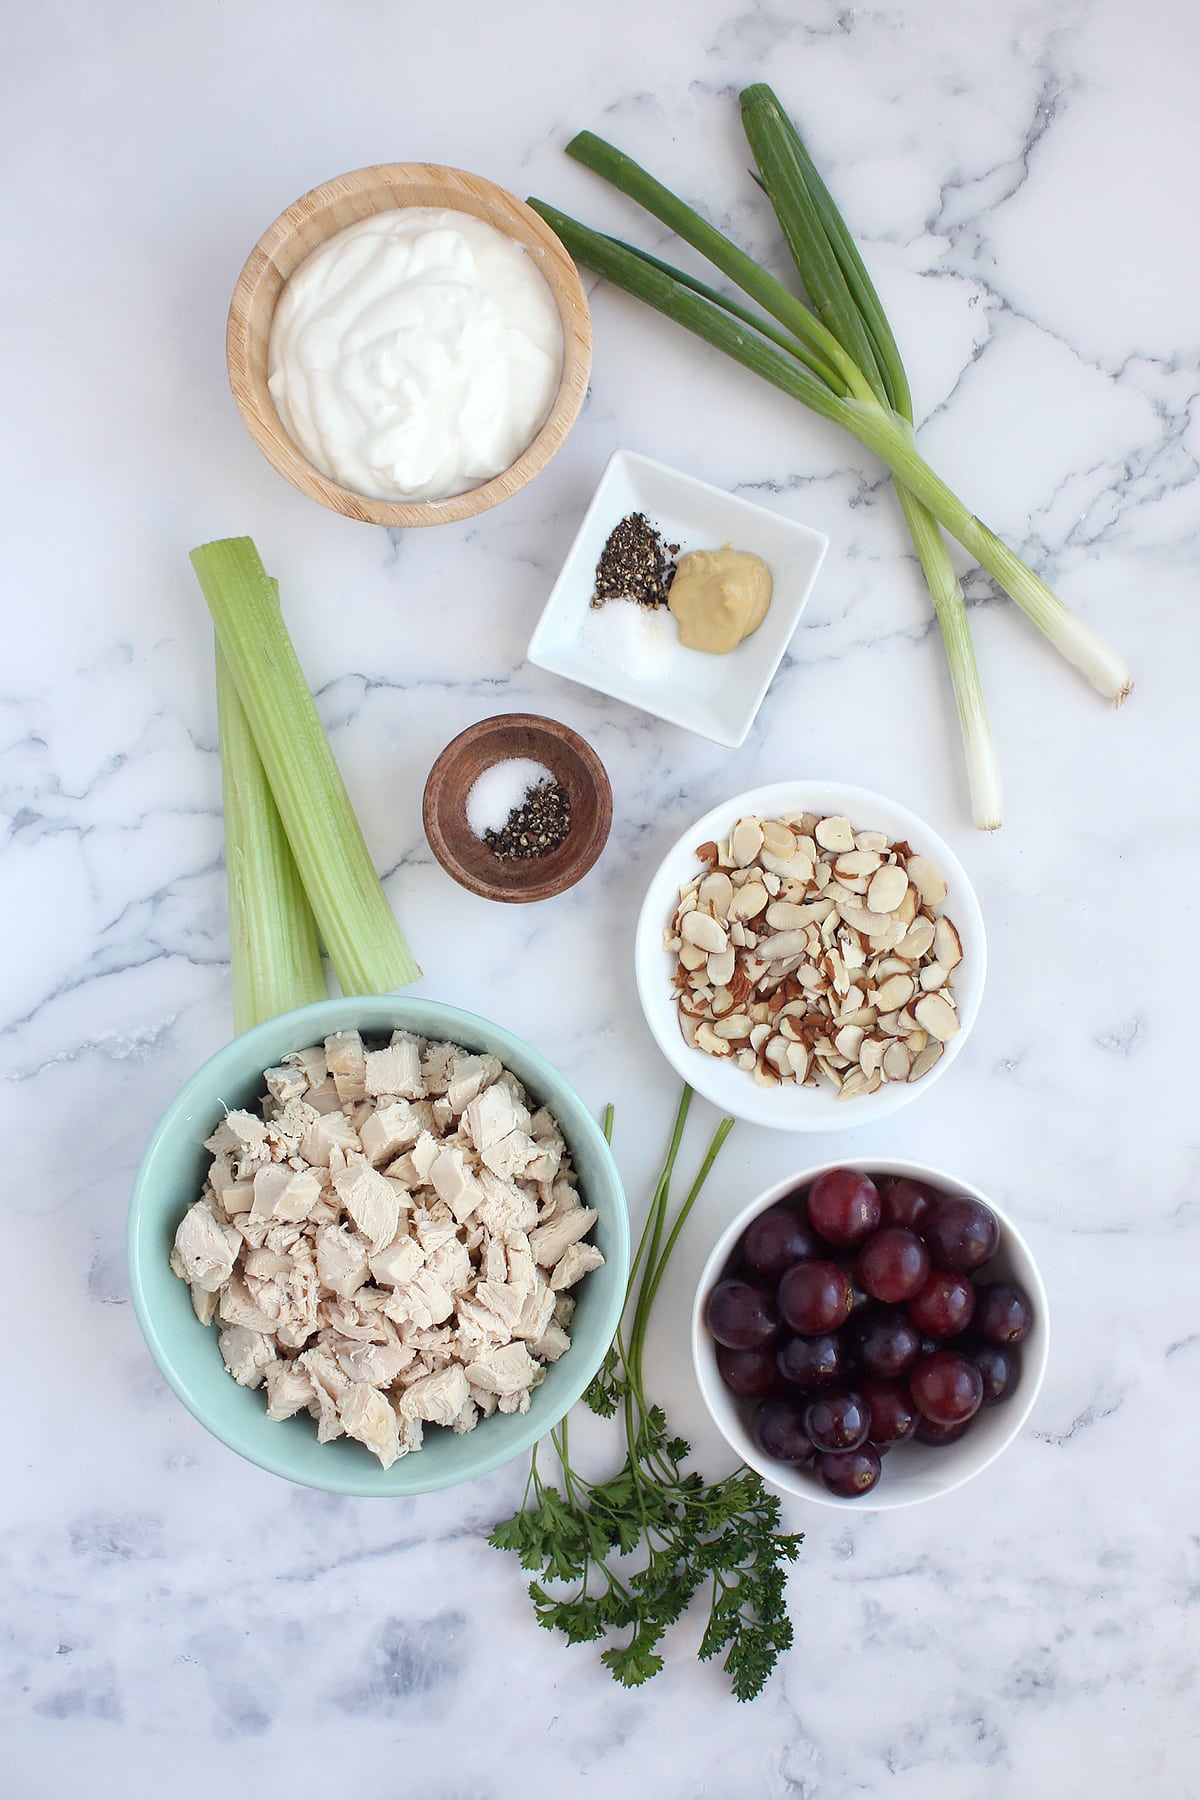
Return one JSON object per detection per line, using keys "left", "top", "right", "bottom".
{"left": 191, "top": 537, "right": 421, "bottom": 1030}
{"left": 529, "top": 84, "right": 1134, "bottom": 832}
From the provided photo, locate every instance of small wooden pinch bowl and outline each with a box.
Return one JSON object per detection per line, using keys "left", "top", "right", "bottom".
{"left": 423, "top": 714, "right": 612, "bottom": 903}
{"left": 227, "top": 164, "right": 592, "bottom": 526}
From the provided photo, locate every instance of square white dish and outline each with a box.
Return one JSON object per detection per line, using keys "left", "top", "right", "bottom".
{"left": 527, "top": 450, "right": 828, "bottom": 748}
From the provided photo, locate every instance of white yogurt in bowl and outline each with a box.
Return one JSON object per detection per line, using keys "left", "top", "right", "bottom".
{"left": 267, "top": 207, "right": 564, "bottom": 503}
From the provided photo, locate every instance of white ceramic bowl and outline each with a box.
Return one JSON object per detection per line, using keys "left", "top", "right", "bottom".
{"left": 634, "top": 780, "right": 986, "bottom": 1131}
{"left": 691, "top": 1159, "right": 1050, "bottom": 1511}
{"left": 527, "top": 450, "right": 828, "bottom": 748}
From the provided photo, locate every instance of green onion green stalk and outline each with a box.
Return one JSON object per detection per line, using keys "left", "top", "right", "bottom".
{"left": 529, "top": 88, "right": 1133, "bottom": 828}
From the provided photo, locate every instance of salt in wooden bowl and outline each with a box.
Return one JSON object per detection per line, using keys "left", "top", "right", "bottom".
{"left": 423, "top": 714, "right": 612, "bottom": 903}
{"left": 227, "top": 164, "right": 592, "bottom": 527}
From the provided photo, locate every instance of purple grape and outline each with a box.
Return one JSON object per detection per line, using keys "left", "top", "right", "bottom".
{"left": 857, "top": 1227, "right": 931, "bottom": 1303}
{"left": 908, "top": 1271, "right": 976, "bottom": 1339}
{"left": 741, "top": 1202, "right": 822, "bottom": 1279}
{"left": 878, "top": 1177, "right": 936, "bottom": 1234}
{"left": 910, "top": 1350, "right": 984, "bottom": 1426}
{"left": 914, "top": 1416, "right": 971, "bottom": 1447}
{"left": 924, "top": 1196, "right": 1000, "bottom": 1274}
{"left": 753, "top": 1399, "right": 814, "bottom": 1463}
{"left": 804, "top": 1390, "right": 870, "bottom": 1454}
{"left": 815, "top": 1446, "right": 882, "bottom": 1497}
{"left": 970, "top": 1342, "right": 1020, "bottom": 1405}
{"left": 777, "top": 1332, "right": 845, "bottom": 1391}
{"left": 778, "top": 1260, "right": 853, "bottom": 1335}
{"left": 849, "top": 1309, "right": 922, "bottom": 1380}
{"left": 807, "top": 1169, "right": 882, "bottom": 1245}
{"left": 974, "top": 1282, "right": 1033, "bottom": 1345}
{"left": 705, "top": 1279, "right": 780, "bottom": 1350}
{"left": 716, "top": 1344, "right": 782, "bottom": 1399}
{"left": 858, "top": 1376, "right": 918, "bottom": 1445}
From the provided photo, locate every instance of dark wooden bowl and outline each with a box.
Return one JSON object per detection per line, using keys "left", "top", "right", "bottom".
{"left": 422, "top": 714, "right": 612, "bottom": 903}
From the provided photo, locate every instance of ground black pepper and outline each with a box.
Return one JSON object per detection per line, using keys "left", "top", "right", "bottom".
{"left": 484, "top": 779, "right": 572, "bottom": 861}
{"left": 591, "top": 512, "right": 679, "bottom": 607}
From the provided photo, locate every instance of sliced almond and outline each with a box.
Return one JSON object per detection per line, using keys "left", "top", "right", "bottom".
{"left": 695, "top": 1023, "right": 732, "bottom": 1057}
{"left": 895, "top": 918, "right": 935, "bottom": 961}
{"left": 919, "top": 962, "right": 949, "bottom": 992}
{"left": 881, "top": 1040, "right": 911, "bottom": 1081}
{"left": 730, "top": 816, "right": 765, "bottom": 867}
{"left": 909, "top": 1041, "right": 944, "bottom": 1081}
{"left": 835, "top": 849, "right": 883, "bottom": 878}
{"left": 837, "top": 1067, "right": 870, "bottom": 1102}
{"left": 859, "top": 1037, "right": 886, "bottom": 1079}
{"left": 913, "top": 992, "right": 959, "bottom": 1042}
{"left": 728, "top": 881, "right": 769, "bottom": 921}
{"left": 698, "top": 871, "right": 734, "bottom": 918}
{"left": 679, "top": 940, "right": 708, "bottom": 971}
{"left": 866, "top": 864, "right": 909, "bottom": 915}
{"left": 934, "top": 917, "right": 963, "bottom": 969}
{"left": 680, "top": 911, "right": 728, "bottom": 953}
{"left": 873, "top": 972, "right": 916, "bottom": 1012}
{"left": 835, "top": 1024, "right": 865, "bottom": 1061}
{"left": 760, "top": 819, "right": 797, "bottom": 858}
{"left": 854, "top": 830, "right": 889, "bottom": 853}
{"left": 905, "top": 853, "right": 948, "bottom": 906}
{"left": 762, "top": 930, "right": 812, "bottom": 961}
{"left": 706, "top": 948, "right": 736, "bottom": 988}
{"left": 713, "top": 1013, "right": 753, "bottom": 1039}
{"left": 814, "top": 815, "right": 855, "bottom": 853}
{"left": 786, "top": 1041, "right": 811, "bottom": 1082}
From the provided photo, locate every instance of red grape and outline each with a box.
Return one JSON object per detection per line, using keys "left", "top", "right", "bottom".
{"left": 924, "top": 1196, "right": 1000, "bottom": 1273}
{"left": 716, "top": 1344, "right": 782, "bottom": 1399}
{"left": 908, "top": 1270, "right": 976, "bottom": 1338}
{"left": 858, "top": 1377, "right": 918, "bottom": 1445}
{"left": 974, "top": 1282, "right": 1033, "bottom": 1345}
{"left": 815, "top": 1446, "right": 882, "bottom": 1497}
{"left": 857, "top": 1226, "right": 931, "bottom": 1303}
{"left": 914, "top": 1415, "right": 970, "bottom": 1447}
{"left": 753, "top": 1399, "right": 814, "bottom": 1463}
{"left": 741, "top": 1202, "right": 822, "bottom": 1278}
{"left": 705, "top": 1279, "right": 780, "bottom": 1350}
{"left": 971, "top": 1342, "right": 1020, "bottom": 1405}
{"left": 910, "top": 1350, "right": 984, "bottom": 1425}
{"left": 778, "top": 1260, "right": 853, "bottom": 1334}
{"left": 777, "top": 1332, "right": 845, "bottom": 1391}
{"left": 878, "top": 1177, "right": 936, "bottom": 1233}
{"left": 804, "top": 1389, "right": 870, "bottom": 1453}
{"left": 848, "top": 1309, "right": 922, "bottom": 1379}
{"left": 807, "top": 1168, "right": 882, "bottom": 1245}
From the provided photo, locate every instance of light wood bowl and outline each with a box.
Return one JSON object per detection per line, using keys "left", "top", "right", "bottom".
{"left": 423, "top": 714, "right": 612, "bottom": 903}
{"left": 226, "top": 164, "right": 592, "bottom": 527}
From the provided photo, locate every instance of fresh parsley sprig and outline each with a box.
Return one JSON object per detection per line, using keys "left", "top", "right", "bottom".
{"left": 490, "top": 1087, "right": 804, "bottom": 1701}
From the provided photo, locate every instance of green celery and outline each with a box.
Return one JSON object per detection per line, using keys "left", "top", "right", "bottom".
{"left": 191, "top": 538, "right": 421, "bottom": 997}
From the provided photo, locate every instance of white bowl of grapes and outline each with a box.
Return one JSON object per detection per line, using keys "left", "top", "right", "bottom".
{"left": 692, "top": 1160, "right": 1049, "bottom": 1509}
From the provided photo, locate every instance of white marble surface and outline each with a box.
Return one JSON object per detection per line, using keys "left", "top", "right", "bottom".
{"left": 5, "top": 1, "right": 1198, "bottom": 1793}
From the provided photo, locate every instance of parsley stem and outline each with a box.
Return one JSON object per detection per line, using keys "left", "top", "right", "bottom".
{"left": 628, "top": 1115, "right": 735, "bottom": 1386}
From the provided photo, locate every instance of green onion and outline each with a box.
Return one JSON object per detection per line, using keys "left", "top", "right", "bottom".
{"left": 191, "top": 537, "right": 421, "bottom": 997}
{"left": 215, "top": 640, "right": 326, "bottom": 1032}
{"left": 531, "top": 105, "right": 1132, "bottom": 814}
{"left": 740, "top": 83, "right": 1002, "bottom": 829}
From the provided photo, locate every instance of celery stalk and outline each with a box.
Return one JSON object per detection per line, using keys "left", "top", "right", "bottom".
{"left": 192, "top": 538, "right": 421, "bottom": 996}
{"left": 216, "top": 642, "right": 326, "bottom": 1031}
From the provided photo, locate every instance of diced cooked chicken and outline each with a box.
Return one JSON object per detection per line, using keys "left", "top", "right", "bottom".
{"left": 550, "top": 1242, "right": 606, "bottom": 1290}
{"left": 330, "top": 1154, "right": 399, "bottom": 1252}
{"left": 219, "top": 1324, "right": 275, "bottom": 1387}
{"left": 368, "top": 1235, "right": 423, "bottom": 1289}
{"left": 398, "top": 1364, "right": 470, "bottom": 1426}
{"left": 463, "top": 1340, "right": 541, "bottom": 1398}
{"left": 359, "top": 1099, "right": 421, "bottom": 1166}
{"left": 315, "top": 1222, "right": 370, "bottom": 1298}
{"left": 325, "top": 1030, "right": 367, "bottom": 1103}
{"left": 170, "top": 1032, "right": 603, "bottom": 1467}
{"left": 263, "top": 1358, "right": 316, "bottom": 1419}
{"left": 429, "top": 1145, "right": 485, "bottom": 1224}
{"left": 529, "top": 1207, "right": 600, "bottom": 1269}
{"left": 250, "top": 1163, "right": 322, "bottom": 1223}
{"left": 532, "top": 1320, "right": 572, "bottom": 1363}
{"left": 170, "top": 1202, "right": 240, "bottom": 1293}
{"left": 364, "top": 1034, "right": 423, "bottom": 1100}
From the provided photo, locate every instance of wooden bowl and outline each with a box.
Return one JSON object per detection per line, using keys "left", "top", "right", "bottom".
{"left": 423, "top": 714, "right": 612, "bottom": 903}
{"left": 227, "top": 164, "right": 592, "bottom": 527}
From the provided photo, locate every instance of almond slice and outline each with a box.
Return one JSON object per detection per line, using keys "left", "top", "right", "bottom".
{"left": 934, "top": 916, "right": 963, "bottom": 969}
{"left": 815, "top": 815, "right": 855, "bottom": 853}
{"left": 913, "top": 993, "right": 959, "bottom": 1042}
{"left": 680, "top": 911, "right": 728, "bottom": 953}
{"left": 905, "top": 853, "right": 948, "bottom": 906}
{"left": 866, "top": 864, "right": 909, "bottom": 915}
{"left": 730, "top": 816, "right": 765, "bottom": 867}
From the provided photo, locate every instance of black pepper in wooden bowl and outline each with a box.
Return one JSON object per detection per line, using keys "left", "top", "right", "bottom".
{"left": 484, "top": 779, "right": 572, "bottom": 861}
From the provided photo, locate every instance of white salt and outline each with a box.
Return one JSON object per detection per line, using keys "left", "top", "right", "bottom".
{"left": 580, "top": 599, "right": 675, "bottom": 680}
{"left": 466, "top": 757, "right": 554, "bottom": 839}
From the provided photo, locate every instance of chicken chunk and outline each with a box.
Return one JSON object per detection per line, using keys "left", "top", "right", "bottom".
{"left": 170, "top": 1202, "right": 240, "bottom": 1294}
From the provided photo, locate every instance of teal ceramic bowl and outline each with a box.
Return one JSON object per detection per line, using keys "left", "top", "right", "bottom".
{"left": 128, "top": 995, "right": 629, "bottom": 1496}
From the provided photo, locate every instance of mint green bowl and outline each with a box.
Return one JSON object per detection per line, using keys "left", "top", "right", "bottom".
{"left": 127, "top": 995, "right": 629, "bottom": 1496}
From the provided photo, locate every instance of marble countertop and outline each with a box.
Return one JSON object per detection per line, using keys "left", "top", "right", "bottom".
{"left": 6, "top": 1, "right": 1197, "bottom": 1793}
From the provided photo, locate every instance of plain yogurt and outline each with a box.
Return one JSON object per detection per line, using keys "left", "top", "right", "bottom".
{"left": 267, "top": 207, "right": 564, "bottom": 502}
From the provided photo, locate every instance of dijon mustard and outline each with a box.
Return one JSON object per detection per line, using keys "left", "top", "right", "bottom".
{"left": 667, "top": 546, "right": 773, "bottom": 653}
